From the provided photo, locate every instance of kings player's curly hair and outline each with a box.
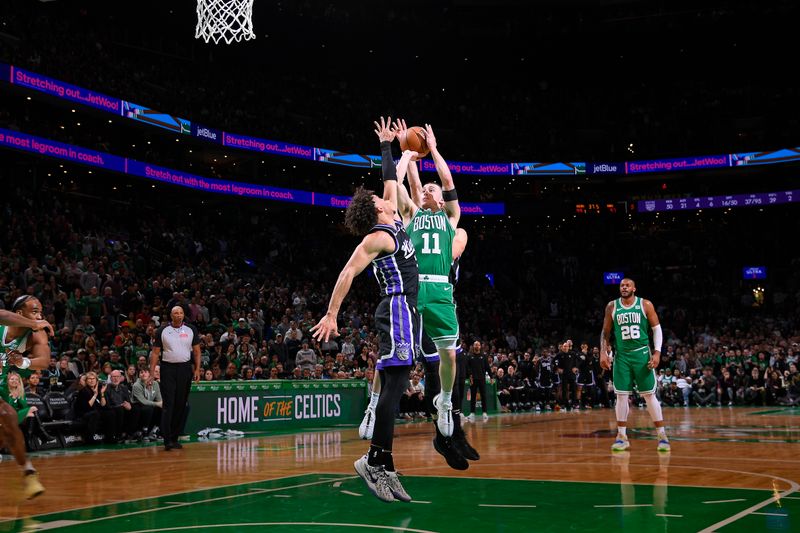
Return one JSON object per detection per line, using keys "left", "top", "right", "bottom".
{"left": 344, "top": 186, "right": 378, "bottom": 235}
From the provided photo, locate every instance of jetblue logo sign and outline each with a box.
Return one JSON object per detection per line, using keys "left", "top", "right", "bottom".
{"left": 587, "top": 162, "right": 623, "bottom": 175}
{"left": 192, "top": 123, "right": 222, "bottom": 144}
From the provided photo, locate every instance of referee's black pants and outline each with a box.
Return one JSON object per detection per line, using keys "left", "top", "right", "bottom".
{"left": 160, "top": 361, "right": 193, "bottom": 445}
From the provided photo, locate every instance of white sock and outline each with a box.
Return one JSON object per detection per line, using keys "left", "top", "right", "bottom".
{"left": 441, "top": 390, "right": 453, "bottom": 405}
{"left": 23, "top": 460, "right": 34, "bottom": 473}
{"left": 657, "top": 426, "right": 667, "bottom": 439}
{"left": 644, "top": 393, "right": 664, "bottom": 426}
{"left": 617, "top": 426, "right": 627, "bottom": 438}
{"left": 615, "top": 393, "right": 630, "bottom": 423}
{"left": 369, "top": 392, "right": 380, "bottom": 409}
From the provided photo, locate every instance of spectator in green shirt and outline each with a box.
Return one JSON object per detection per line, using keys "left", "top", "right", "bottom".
{"left": 86, "top": 287, "right": 104, "bottom": 326}
{"left": 109, "top": 350, "right": 126, "bottom": 372}
{"left": 68, "top": 288, "right": 88, "bottom": 320}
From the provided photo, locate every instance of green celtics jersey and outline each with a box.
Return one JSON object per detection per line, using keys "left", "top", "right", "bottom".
{"left": 612, "top": 297, "right": 651, "bottom": 355}
{"left": 408, "top": 208, "right": 455, "bottom": 278}
{"left": 0, "top": 324, "right": 31, "bottom": 390}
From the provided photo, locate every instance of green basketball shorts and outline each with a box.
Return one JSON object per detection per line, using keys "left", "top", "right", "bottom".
{"left": 417, "top": 281, "right": 459, "bottom": 350}
{"left": 612, "top": 347, "right": 656, "bottom": 394}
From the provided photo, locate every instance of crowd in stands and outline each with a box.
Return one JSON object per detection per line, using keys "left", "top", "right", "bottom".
{"left": 0, "top": 169, "right": 798, "bottom": 451}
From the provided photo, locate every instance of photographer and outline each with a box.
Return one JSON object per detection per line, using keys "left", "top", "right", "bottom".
{"left": 692, "top": 367, "right": 718, "bottom": 406}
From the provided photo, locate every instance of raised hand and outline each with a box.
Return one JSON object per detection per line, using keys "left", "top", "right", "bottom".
{"left": 310, "top": 314, "right": 339, "bottom": 343}
{"left": 600, "top": 350, "right": 612, "bottom": 371}
{"left": 33, "top": 319, "right": 55, "bottom": 337}
{"left": 401, "top": 150, "right": 419, "bottom": 161}
{"left": 373, "top": 116, "right": 396, "bottom": 143}
{"left": 424, "top": 123, "right": 437, "bottom": 151}
{"left": 391, "top": 118, "right": 408, "bottom": 140}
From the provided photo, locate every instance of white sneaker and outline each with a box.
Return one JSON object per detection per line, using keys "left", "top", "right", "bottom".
{"left": 433, "top": 394, "right": 454, "bottom": 437}
{"left": 611, "top": 435, "right": 631, "bottom": 452}
{"left": 467, "top": 413, "right": 475, "bottom": 423}
{"left": 482, "top": 412, "right": 489, "bottom": 422}
{"left": 359, "top": 407, "right": 375, "bottom": 440}
{"left": 385, "top": 471, "right": 412, "bottom": 502}
{"left": 354, "top": 454, "right": 394, "bottom": 502}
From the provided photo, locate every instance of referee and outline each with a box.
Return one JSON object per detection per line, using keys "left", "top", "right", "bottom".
{"left": 467, "top": 341, "right": 490, "bottom": 421}
{"left": 150, "top": 306, "right": 200, "bottom": 451}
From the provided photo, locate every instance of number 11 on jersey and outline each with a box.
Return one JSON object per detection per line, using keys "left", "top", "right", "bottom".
{"left": 421, "top": 232, "right": 441, "bottom": 255}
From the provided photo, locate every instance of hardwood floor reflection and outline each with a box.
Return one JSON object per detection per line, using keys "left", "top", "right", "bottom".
{"left": 1, "top": 407, "right": 798, "bottom": 520}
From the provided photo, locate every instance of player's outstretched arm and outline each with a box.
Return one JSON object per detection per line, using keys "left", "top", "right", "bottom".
{"left": 375, "top": 116, "right": 399, "bottom": 211}
{"left": 311, "top": 231, "right": 394, "bottom": 343}
{"left": 599, "top": 302, "right": 614, "bottom": 370}
{"left": 0, "top": 310, "right": 54, "bottom": 336}
{"left": 391, "top": 118, "right": 422, "bottom": 223}
{"left": 392, "top": 119, "right": 425, "bottom": 208}
{"left": 426, "top": 124, "right": 461, "bottom": 227}
{"left": 406, "top": 159, "right": 424, "bottom": 208}
{"left": 396, "top": 156, "right": 420, "bottom": 226}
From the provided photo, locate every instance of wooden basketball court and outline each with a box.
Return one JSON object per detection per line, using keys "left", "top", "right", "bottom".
{"left": 1, "top": 407, "right": 797, "bottom": 532}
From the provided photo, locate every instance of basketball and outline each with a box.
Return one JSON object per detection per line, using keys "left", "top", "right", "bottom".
{"left": 399, "top": 126, "right": 430, "bottom": 157}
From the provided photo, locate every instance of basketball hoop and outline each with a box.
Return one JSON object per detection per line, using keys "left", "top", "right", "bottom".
{"left": 195, "top": 0, "right": 255, "bottom": 45}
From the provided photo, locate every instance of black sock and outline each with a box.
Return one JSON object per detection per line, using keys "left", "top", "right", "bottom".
{"left": 382, "top": 450, "right": 395, "bottom": 472}
{"left": 368, "top": 445, "right": 383, "bottom": 466}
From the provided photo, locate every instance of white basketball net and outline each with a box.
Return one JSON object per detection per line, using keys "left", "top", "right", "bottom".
{"left": 196, "top": 0, "right": 255, "bottom": 44}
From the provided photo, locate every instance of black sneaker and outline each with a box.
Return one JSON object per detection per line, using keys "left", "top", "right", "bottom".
{"left": 172, "top": 441, "right": 184, "bottom": 450}
{"left": 433, "top": 436, "right": 469, "bottom": 471}
{"left": 452, "top": 432, "right": 480, "bottom": 461}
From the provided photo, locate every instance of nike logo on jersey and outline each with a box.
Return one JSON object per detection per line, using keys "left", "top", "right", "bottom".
{"left": 443, "top": 286, "right": 451, "bottom": 291}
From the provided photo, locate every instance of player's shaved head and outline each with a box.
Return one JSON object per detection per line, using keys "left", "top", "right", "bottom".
{"left": 170, "top": 305, "right": 185, "bottom": 324}
{"left": 619, "top": 278, "right": 636, "bottom": 299}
